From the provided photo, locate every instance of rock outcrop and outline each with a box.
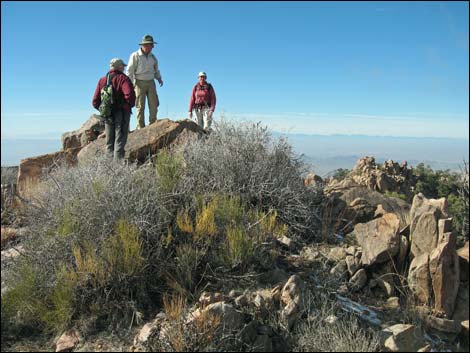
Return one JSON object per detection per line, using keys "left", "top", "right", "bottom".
{"left": 78, "top": 119, "right": 205, "bottom": 163}
{"left": 17, "top": 148, "right": 81, "bottom": 198}
{"left": 409, "top": 193, "right": 449, "bottom": 257}
{"left": 429, "top": 226, "right": 460, "bottom": 318}
{"left": 354, "top": 213, "right": 401, "bottom": 266}
{"left": 408, "top": 254, "right": 432, "bottom": 306}
{"left": 61, "top": 115, "right": 104, "bottom": 150}
{"left": 324, "top": 185, "right": 411, "bottom": 229}
{"left": 328, "top": 156, "right": 416, "bottom": 197}
{"left": 16, "top": 118, "right": 205, "bottom": 198}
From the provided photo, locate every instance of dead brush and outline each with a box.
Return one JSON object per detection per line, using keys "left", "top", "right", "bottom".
{"left": 320, "top": 195, "right": 355, "bottom": 243}
{"left": 156, "top": 293, "right": 222, "bottom": 352}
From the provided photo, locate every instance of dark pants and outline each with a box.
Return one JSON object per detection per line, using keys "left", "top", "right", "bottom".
{"left": 105, "top": 109, "right": 131, "bottom": 160}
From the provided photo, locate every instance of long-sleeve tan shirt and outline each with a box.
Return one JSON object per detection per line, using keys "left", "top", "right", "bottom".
{"left": 126, "top": 48, "right": 162, "bottom": 83}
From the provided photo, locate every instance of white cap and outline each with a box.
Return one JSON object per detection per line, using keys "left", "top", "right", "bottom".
{"left": 198, "top": 71, "right": 207, "bottom": 77}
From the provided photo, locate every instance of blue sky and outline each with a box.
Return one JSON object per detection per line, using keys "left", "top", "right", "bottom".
{"left": 1, "top": 1, "right": 469, "bottom": 139}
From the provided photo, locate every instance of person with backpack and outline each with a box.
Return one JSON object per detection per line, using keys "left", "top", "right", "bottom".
{"left": 126, "top": 34, "right": 163, "bottom": 129}
{"left": 92, "top": 58, "right": 136, "bottom": 160}
{"left": 188, "top": 71, "right": 216, "bottom": 130}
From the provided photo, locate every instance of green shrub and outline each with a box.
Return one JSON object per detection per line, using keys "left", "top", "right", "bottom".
{"left": 331, "top": 168, "right": 350, "bottom": 181}
{"left": 155, "top": 149, "right": 184, "bottom": 194}
{"left": 221, "top": 225, "right": 254, "bottom": 269}
{"left": 2, "top": 262, "right": 45, "bottom": 330}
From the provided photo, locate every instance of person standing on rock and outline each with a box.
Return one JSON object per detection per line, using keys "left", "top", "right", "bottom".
{"left": 92, "top": 58, "right": 136, "bottom": 160}
{"left": 188, "top": 71, "right": 216, "bottom": 131}
{"left": 126, "top": 34, "right": 163, "bottom": 129}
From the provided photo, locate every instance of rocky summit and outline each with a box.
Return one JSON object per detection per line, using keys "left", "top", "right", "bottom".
{"left": 1, "top": 123, "right": 468, "bottom": 352}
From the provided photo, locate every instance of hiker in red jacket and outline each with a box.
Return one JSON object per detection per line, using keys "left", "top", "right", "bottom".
{"left": 188, "top": 71, "right": 216, "bottom": 130}
{"left": 92, "top": 58, "right": 136, "bottom": 160}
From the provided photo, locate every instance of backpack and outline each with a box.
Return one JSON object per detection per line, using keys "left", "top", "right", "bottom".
{"left": 98, "top": 73, "right": 116, "bottom": 121}
{"left": 194, "top": 83, "right": 213, "bottom": 107}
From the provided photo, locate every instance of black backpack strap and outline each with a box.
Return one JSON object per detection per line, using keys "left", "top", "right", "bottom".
{"left": 106, "top": 73, "right": 116, "bottom": 86}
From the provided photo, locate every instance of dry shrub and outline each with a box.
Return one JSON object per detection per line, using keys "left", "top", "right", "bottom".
{"left": 293, "top": 291, "right": 380, "bottom": 352}
{"left": 180, "top": 119, "right": 322, "bottom": 239}
{"left": 2, "top": 155, "right": 169, "bottom": 335}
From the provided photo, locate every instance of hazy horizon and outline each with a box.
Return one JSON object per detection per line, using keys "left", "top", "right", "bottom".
{"left": 2, "top": 130, "right": 468, "bottom": 177}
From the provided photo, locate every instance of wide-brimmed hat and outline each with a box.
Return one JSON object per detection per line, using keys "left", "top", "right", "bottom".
{"left": 110, "top": 58, "right": 127, "bottom": 68}
{"left": 140, "top": 34, "right": 157, "bottom": 45}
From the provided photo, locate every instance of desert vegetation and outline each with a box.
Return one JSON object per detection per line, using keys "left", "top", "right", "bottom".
{"left": 1, "top": 120, "right": 468, "bottom": 352}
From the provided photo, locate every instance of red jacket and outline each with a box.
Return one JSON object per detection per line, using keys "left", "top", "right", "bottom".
{"left": 188, "top": 83, "right": 216, "bottom": 112}
{"left": 92, "top": 69, "right": 136, "bottom": 113}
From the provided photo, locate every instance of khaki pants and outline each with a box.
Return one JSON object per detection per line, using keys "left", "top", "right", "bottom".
{"left": 135, "top": 79, "right": 159, "bottom": 129}
{"left": 194, "top": 106, "right": 213, "bottom": 130}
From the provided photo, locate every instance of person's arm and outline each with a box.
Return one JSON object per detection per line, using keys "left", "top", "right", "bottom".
{"left": 153, "top": 55, "right": 163, "bottom": 86}
{"left": 126, "top": 52, "right": 136, "bottom": 84}
{"left": 122, "top": 76, "right": 136, "bottom": 108}
{"left": 188, "top": 85, "right": 196, "bottom": 112}
{"left": 92, "top": 79, "right": 103, "bottom": 110}
{"left": 209, "top": 85, "right": 216, "bottom": 112}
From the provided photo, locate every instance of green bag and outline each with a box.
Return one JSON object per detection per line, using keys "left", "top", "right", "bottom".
{"left": 98, "top": 73, "right": 115, "bottom": 121}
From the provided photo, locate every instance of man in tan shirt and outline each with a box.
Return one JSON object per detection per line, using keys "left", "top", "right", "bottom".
{"left": 126, "top": 34, "right": 164, "bottom": 129}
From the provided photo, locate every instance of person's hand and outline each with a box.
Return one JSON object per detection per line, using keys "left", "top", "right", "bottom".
{"left": 188, "top": 111, "right": 193, "bottom": 119}
{"left": 158, "top": 78, "right": 163, "bottom": 87}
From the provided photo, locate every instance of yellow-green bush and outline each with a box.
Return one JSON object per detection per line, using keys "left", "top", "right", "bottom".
{"left": 1, "top": 262, "right": 45, "bottom": 329}
{"left": 221, "top": 225, "right": 254, "bottom": 269}
{"left": 1, "top": 262, "right": 77, "bottom": 335}
{"left": 155, "top": 149, "right": 185, "bottom": 193}
{"left": 167, "top": 243, "right": 202, "bottom": 297}
{"left": 194, "top": 198, "right": 218, "bottom": 240}
{"left": 39, "top": 265, "right": 76, "bottom": 334}
{"left": 104, "top": 219, "right": 145, "bottom": 277}
{"left": 172, "top": 194, "right": 287, "bottom": 274}
{"left": 57, "top": 205, "right": 79, "bottom": 237}
{"left": 177, "top": 209, "right": 194, "bottom": 234}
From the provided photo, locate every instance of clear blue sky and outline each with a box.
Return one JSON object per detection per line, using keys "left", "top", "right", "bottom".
{"left": 1, "top": 1, "right": 469, "bottom": 139}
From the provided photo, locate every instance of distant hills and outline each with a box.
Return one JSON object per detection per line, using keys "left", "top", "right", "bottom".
{"left": 277, "top": 133, "right": 469, "bottom": 176}
{"left": 2, "top": 133, "right": 468, "bottom": 176}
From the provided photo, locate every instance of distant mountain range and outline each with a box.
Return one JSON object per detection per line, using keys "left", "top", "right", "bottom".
{"left": 2, "top": 134, "right": 468, "bottom": 177}
{"left": 275, "top": 133, "right": 469, "bottom": 176}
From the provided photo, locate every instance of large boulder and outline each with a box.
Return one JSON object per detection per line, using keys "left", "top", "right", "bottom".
{"left": 354, "top": 213, "right": 401, "bottom": 266}
{"left": 61, "top": 115, "right": 104, "bottom": 150}
{"left": 324, "top": 185, "right": 410, "bottom": 228}
{"left": 429, "top": 227, "right": 460, "bottom": 318}
{"left": 17, "top": 148, "right": 80, "bottom": 198}
{"left": 409, "top": 193, "right": 448, "bottom": 257}
{"left": 408, "top": 217, "right": 460, "bottom": 318}
{"left": 407, "top": 254, "right": 432, "bottom": 306}
{"left": 380, "top": 324, "right": 424, "bottom": 352}
{"left": 77, "top": 119, "right": 205, "bottom": 163}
